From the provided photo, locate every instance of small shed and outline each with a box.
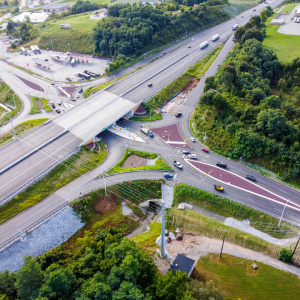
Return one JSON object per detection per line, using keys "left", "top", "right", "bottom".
{"left": 170, "top": 253, "right": 196, "bottom": 277}
{"left": 270, "top": 19, "right": 284, "bottom": 25}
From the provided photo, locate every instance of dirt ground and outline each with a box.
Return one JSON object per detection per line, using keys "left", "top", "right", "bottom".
{"left": 121, "top": 154, "right": 147, "bottom": 168}
{"left": 93, "top": 195, "right": 118, "bottom": 214}
{"left": 36, "top": 99, "right": 44, "bottom": 110}
{"left": 161, "top": 78, "right": 201, "bottom": 115}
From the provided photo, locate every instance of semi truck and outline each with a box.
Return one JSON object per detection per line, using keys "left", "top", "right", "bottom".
{"left": 211, "top": 34, "right": 219, "bottom": 42}
{"left": 199, "top": 41, "right": 209, "bottom": 49}
{"left": 30, "top": 45, "right": 37, "bottom": 54}
{"left": 141, "top": 125, "right": 154, "bottom": 137}
{"left": 20, "top": 47, "right": 27, "bottom": 55}
{"left": 232, "top": 24, "right": 239, "bottom": 30}
{"left": 77, "top": 72, "right": 91, "bottom": 80}
{"left": 34, "top": 45, "right": 41, "bottom": 53}
{"left": 84, "top": 70, "right": 100, "bottom": 78}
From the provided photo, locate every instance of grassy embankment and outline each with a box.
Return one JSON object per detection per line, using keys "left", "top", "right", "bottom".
{"left": 131, "top": 45, "right": 223, "bottom": 121}
{"left": 0, "top": 118, "right": 48, "bottom": 147}
{"left": 107, "top": 148, "right": 172, "bottom": 175}
{"left": 30, "top": 96, "right": 52, "bottom": 114}
{"left": 0, "top": 142, "right": 107, "bottom": 225}
{"left": 263, "top": 4, "right": 300, "bottom": 64}
{"left": 173, "top": 184, "right": 298, "bottom": 239}
{"left": 195, "top": 253, "right": 300, "bottom": 300}
{"left": 0, "top": 81, "right": 22, "bottom": 126}
{"left": 63, "top": 179, "right": 162, "bottom": 250}
{"left": 222, "top": 0, "right": 258, "bottom": 17}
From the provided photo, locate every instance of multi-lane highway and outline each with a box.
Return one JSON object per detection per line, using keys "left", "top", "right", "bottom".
{"left": 1, "top": 0, "right": 298, "bottom": 249}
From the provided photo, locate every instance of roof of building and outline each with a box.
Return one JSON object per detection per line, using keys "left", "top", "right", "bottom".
{"left": 45, "top": 3, "right": 71, "bottom": 9}
{"left": 170, "top": 254, "right": 196, "bottom": 277}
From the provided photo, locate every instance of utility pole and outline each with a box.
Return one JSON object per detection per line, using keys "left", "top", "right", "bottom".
{"left": 291, "top": 233, "right": 300, "bottom": 259}
{"left": 219, "top": 236, "right": 225, "bottom": 258}
{"left": 8, "top": 111, "right": 16, "bottom": 138}
{"left": 161, "top": 199, "right": 166, "bottom": 258}
{"left": 102, "top": 174, "right": 107, "bottom": 196}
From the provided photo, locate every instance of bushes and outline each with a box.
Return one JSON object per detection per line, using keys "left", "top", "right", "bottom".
{"left": 278, "top": 248, "right": 293, "bottom": 263}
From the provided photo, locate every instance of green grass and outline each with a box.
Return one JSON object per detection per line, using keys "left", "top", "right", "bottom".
{"left": 37, "top": 13, "right": 99, "bottom": 54}
{"left": 280, "top": 2, "right": 299, "bottom": 13}
{"left": 222, "top": 3, "right": 253, "bottom": 17}
{"left": 147, "top": 45, "right": 223, "bottom": 110}
{"left": 60, "top": 0, "right": 110, "bottom": 3}
{"left": 195, "top": 253, "right": 300, "bottom": 300}
{"left": 30, "top": 96, "right": 42, "bottom": 114}
{"left": 0, "top": 141, "right": 107, "bottom": 225}
{"left": 130, "top": 114, "right": 163, "bottom": 121}
{"left": 263, "top": 13, "right": 300, "bottom": 64}
{"left": 0, "top": 118, "right": 48, "bottom": 147}
{"left": 41, "top": 98, "right": 52, "bottom": 112}
{"left": 173, "top": 184, "right": 299, "bottom": 239}
{"left": 107, "top": 148, "right": 172, "bottom": 175}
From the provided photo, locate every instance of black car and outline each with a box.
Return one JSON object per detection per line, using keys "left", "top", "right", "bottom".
{"left": 216, "top": 162, "right": 227, "bottom": 168}
{"left": 78, "top": 88, "right": 83, "bottom": 93}
{"left": 148, "top": 83, "right": 153, "bottom": 87}
{"left": 246, "top": 175, "right": 256, "bottom": 181}
{"left": 175, "top": 112, "right": 182, "bottom": 118}
{"left": 183, "top": 150, "right": 191, "bottom": 155}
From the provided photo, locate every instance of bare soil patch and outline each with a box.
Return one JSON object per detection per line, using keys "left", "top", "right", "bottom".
{"left": 121, "top": 154, "right": 147, "bottom": 168}
{"left": 182, "top": 78, "right": 200, "bottom": 93}
{"left": 93, "top": 195, "right": 118, "bottom": 214}
{"left": 37, "top": 99, "right": 44, "bottom": 110}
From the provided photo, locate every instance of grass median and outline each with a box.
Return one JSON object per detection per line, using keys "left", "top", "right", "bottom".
{"left": 0, "top": 141, "right": 107, "bottom": 226}
{"left": 107, "top": 148, "right": 172, "bottom": 175}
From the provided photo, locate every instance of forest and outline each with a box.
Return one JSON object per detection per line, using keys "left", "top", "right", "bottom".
{"left": 193, "top": 9, "right": 300, "bottom": 184}
{"left": 0, "top": 227, "right": 224, "bottom": 300}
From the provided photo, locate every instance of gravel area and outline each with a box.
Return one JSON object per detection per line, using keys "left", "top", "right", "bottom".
{"left": 0, "top": 206, "right": 83, "bottom": 273}
{"left": 224, "top": 217, "right": 298, "bottom": 246}
{"left": 147, "top": 157, "right": 158, "bottom": 166}
{"left": 162, "top": 184, "right": 174, "bottom": 208}
{"left": 122, "top": 201, "right": 133, "bottom": 215}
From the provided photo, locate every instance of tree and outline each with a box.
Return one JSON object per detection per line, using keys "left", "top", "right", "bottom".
{"left": 154, "top": 271, "right": 190, "bottom": 300}
{"left": 277, "top": 78, "right": 287, "bottom": 90}
{"left": 0, "top": 271, "right": 17, "bottom": 300}
{"left": 200, "top": 89, "right": 217, "bottom": 105}
{"left": 251, "top": 88, "right": 266, "bottom": 104}
{"left": 241, "top": 28, "right": 264, "bottom": 44}
{"left": 278, "top": 248, "right": 293, "bottom": 263}
{"left": 260, "top": 95, "right": 281, "bottom": 109}
{"left": 189, "top": 279, "right": 225, "bottom": 300}
{"left": 16, "top": 256, "right": 44, "bottom": 300}
{"left": 6, "top": 20, "right": 14, "bottom": 32}
{"left": 112, "top": 282, "right": 148, "bottom": 300}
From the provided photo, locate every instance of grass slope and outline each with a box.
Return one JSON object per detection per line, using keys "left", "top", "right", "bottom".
{"left": 263, "top": 13, "right": 300, "bottom": 64}
{"left": 0, "top": 142, "right": 107, "bottom": 225}
{"left": 195, "top": 253, "right": 300, "bottom": 300}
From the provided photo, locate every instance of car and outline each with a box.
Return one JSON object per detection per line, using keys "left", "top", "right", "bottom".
{"left": 71, "top": 99, "right": 76, "bottom": 102}
{"left": 58, "top": 102, "right": 61, "bottom": 106}
{"left": 246, "top": 175, "right": 256, "bottom": 181}
{"left": 216, "top": 162, "right": 227, "bottom": 168}
{"left": 51, "top": 104, "right": 56, "bottom": 109}
{"left": 183, "top": 150, "right": 191, "bottom": 155}
{"left": 44, "top": 59, "right": 49, "bottom": 61}
{"left": 214, "top": 185, "right": 224, "bottom": 191}
{"left": 148, "top": 83, "right": 153, "bottom": 87}
{"left": 77, "top": 94, "right": 80, "bottom": 98}
{"left": 202, "top": 148, "right": 209, "bottom": 153}
{"left": 78, "top": 88, "right": 83, "bottom": 93}
{"left": 163, "top": 51, "right": 166, "bottom": 54}
{"left": 50, "top": 83, "right": 55, "bottom": 85}
{"left": 188, "top": 154, "right": 197, "bottom": 159}
{"left": 187, "top": 45, "right": 191, "bottom": 48}
{"left": 190, "top": 137, "right": 196, "bottom": 142}
{"left": 241, "top": 15, "right": 244, "bottom": 18}
{"left": 175, "top": 112, "right": 182, "bottom": 118}
{"left": 164, "top": 173, "right": 173, "bottom": 179}
{"left": 66, "top": 77, "right": 72, "bottom": 81}
{"left": 173, "top": 161, "right": 183, "bottom": 169}
{"left": 253, "top": 8, "right": 256, "bottom": 11}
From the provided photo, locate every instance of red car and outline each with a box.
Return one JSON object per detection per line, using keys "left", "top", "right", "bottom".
{"left": 163, "top": 51, "right": 166, "bottom": 55}
{"left": 202, "top": 148, "right": 209, "bottom": 153}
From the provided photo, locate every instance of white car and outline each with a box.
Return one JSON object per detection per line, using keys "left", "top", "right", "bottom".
{"left": 173, "top": 161, "right": 183, "bottom": 169}
{"left": 77, "top": 94, "right": 80, "bottom": 98}
{"left": 190, "top": 137, "right": 196, "bottom": 142}
{"left": 188, "top": 154, "right": 197, "bottom": 159}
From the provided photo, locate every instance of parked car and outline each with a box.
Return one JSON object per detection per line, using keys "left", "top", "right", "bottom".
{"left": 78, "top": 88, "right": 83, "bottom": 93}
{"left": 214, "top": 185, "right": 224, "bottom": 191}
{"left": 202, "top": 148, "right": 209, "bottom": 153}
{"left": 187, "top": 45, "right": 191, "bottom": 48}
{"left": 163, "top": 51, "right": 166, "bottom": 54}
{"left": 216, "top": 162, "right": 227, "bottom": 168}
{"left": 246, "top": 175, "right": 256, "bottom": 181}
{"left": 188, "top": 154, "right": 197, "bottom": 159}
{"left": 164, "top": 173, "right": 173, "bottom": 179}
{"left": 173, "top": 161, "right": 183, "bottom": 169}
{"left": 77, "top": 94, "right": 80, "bottom": 99}
{"left": 183, "top": 150, "right": 191, "bottom": 155}
{"left": 190, "top": 137, "right": 196, "bottom": 142}
{"left": 66, "top": 77, "right": 72, "bottom": 81}
{"left": 175, "top": 112, "right": 182, "bottom": 118}
{"left": 148, "top": 83, "right": 153, "bottom": 87}
{"left": 50, "top": 83, "right": 55, "bottom": 86}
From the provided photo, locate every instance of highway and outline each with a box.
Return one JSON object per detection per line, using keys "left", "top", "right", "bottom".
{"left": 1, "top": 0, "right": 299, "bottom": 249}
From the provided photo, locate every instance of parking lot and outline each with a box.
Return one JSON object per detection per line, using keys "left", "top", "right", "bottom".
{"left": 0, "top": 40, "right": 110, "bottom": 82}
{"left": 277, "top": 4, "right": 300, "bottom": 35}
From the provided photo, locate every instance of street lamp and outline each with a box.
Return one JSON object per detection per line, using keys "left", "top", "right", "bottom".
{"left": 278, "top": 200, "right": 288, "bottom": 227}
{"left": 200, "top": 170, "right": 213, "bottom": 190}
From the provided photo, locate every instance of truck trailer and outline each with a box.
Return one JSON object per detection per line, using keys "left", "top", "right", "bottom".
{"left": 199, "top": 41, "right": 209, "bottom": 49}
{"left": 30, "top": 45, "right": 37, "bottom": 54}
{"left": 77, "top": 72, "right": 91, "bottom": 80}
{"left": 211, "top": 34, "right": 219, "bottom": 42}
{"left": 141, "top": 125, "right": 154, "bottom": 137}
{"left": 34, "top": 45, "right": 41, "bottom": 53}
{"left": 232, "top": 24, "right": 239, "bottom": 30}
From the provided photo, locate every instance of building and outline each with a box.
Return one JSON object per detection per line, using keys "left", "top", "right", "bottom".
{"left": 59, "top": 24, "right": 71, "bottom": 29}
{"left": 170, "top": 254, "right": 196, "bottom": 277}
{"left": 270, "top": 19, "right": 284, "bottom": 25}
{"left": 43, "top": 3, "right": 71, "bottom": 13}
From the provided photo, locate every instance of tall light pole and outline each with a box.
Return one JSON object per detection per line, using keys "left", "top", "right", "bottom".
{"left": 161, "top": 199, "right": 166, "bottom": 258}
{"left": 200, "top": 170, "right": 213, "bottom": 190}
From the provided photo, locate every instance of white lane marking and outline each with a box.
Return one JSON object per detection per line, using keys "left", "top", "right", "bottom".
{"left": 174, "top": 173, "right": 178, "bottom": 180}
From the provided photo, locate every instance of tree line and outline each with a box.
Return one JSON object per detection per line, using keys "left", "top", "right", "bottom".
{"left": 0, "top": 227, "right": 224, "bottom": 299}
{"left": 194, "top": 8, "right": 300, "bottom": 183}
